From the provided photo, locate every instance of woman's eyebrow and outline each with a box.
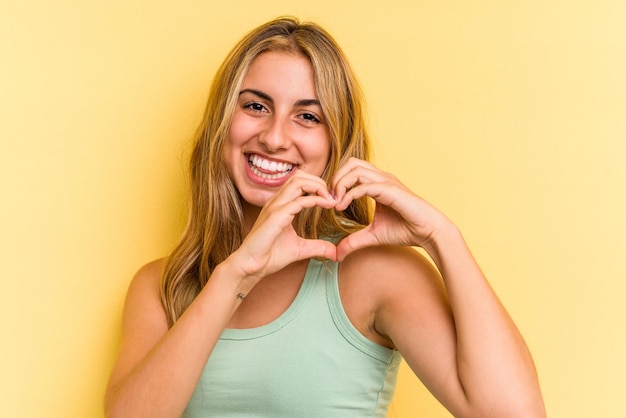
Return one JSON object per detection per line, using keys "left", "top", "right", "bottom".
{"left": 295, "top": 99, "right": 321, "bottom": 107}
{"left": 239, "top": 89, "right": 320, "bottom": 107}
{"left": 239, "top": 88, "right": 272, "bottom": 102}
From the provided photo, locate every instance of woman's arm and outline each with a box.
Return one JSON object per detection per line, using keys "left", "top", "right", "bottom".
{"left": 426, "top": 225, "right": 544, "bottom": 416}
{"left": 332, "top": 158, "right": 545, "bottom": 417}
{"left": 104, "top": 172, "right": 338, "bottom": 418}
{"left": 377, "top": 230, "right": 544, "bottom": 417}
{"left": 104, "top": 258, "right": 251, "bottom": 418}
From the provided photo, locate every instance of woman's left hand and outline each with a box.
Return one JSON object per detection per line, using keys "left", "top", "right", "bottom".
{"left": 331, "top": 158, "right": 451, "bottom": 261}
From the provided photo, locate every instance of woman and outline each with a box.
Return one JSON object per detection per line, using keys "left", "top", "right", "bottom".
{"left": 105, "top": 17, "right": 545, "bottom": 417}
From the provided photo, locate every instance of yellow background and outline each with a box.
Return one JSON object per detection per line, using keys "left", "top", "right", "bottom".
{"left": 1, "top": 1, "right": 624, "bottom": 417}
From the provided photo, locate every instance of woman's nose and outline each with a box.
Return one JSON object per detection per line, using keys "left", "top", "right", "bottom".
{"left": 258, "top": 118, "right": 290, "bottom": 152}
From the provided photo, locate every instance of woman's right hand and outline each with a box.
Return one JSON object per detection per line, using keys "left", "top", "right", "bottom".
{"left": 226, "top": 171, "right": 338, "bottom": 284}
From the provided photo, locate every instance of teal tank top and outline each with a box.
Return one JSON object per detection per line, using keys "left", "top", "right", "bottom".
{"left": 182, "top": 258, "right": 402, "bottom": 417}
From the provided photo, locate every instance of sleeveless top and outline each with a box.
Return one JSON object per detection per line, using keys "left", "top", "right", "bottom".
{"left": 182, "top": 258, "right": 402, "bottom": 418}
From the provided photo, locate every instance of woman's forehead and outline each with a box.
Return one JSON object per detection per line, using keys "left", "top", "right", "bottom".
{"left": 241, "top": 51, "right": 318, "bottom": 101}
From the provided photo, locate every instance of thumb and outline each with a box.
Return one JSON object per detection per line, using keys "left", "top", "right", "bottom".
{"left": 298, "top": 239, "right": 338, "bottom": 262}
{"left": 336, "top": 229, "right": 378, "bottom": 262}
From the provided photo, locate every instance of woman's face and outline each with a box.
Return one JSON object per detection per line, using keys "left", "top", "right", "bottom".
{"left": 224, "top": 51, "right": 331, "bottom": 210}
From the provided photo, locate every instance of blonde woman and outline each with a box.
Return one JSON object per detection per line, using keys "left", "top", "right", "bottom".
{"left": 105, "top": 17, "right": 545, "bottom": 418}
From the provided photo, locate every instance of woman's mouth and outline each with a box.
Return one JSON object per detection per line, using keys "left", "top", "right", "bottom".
{"left": 247, "top": 154, "right": 295, "bottom": 180}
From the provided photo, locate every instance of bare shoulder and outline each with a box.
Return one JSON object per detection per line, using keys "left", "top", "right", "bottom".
{"left": 123, "top": 258, "right": 168, "bottom": 330}
{"left": 338, "top": 246, "right": 446, "bottom": 348}
{"left": 127, "top": 259, "right": 165, "bottom": 296}
{"left": 339, "top": 245, "right": 442, "bottom": 296}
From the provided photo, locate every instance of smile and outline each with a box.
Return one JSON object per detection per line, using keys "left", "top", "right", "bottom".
{"left": 247, "top": 154, "right": 295, "bottom": 180}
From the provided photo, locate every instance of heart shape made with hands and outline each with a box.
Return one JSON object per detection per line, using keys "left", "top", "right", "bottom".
{"left": 293, "top": 201, "right": 383, "bottom": 263}
{"left": 291, "top": 187, "right": 429, "bottom": 263}
{"left": 259, "top": 158, "right": 431, "bottom": 264}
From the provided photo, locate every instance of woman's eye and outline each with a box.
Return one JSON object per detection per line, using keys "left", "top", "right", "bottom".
{"left": 244, "top": 102, "right": 266, "bottom": 112}
{"left": 300, "top": 112, "right": 321, "bottom": 123}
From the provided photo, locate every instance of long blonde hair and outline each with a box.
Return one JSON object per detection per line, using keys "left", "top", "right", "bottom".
{"left": 161, "top": 17, "right": 372, "bottom": 326}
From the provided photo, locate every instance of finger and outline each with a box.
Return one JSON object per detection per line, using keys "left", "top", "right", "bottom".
{"left": 330, "top": 158, "right": 370, "bottom": 193}
{"left": 331, "top": 162, "right": 388, "bottom": 203}
{"left": 335, "top": 181, "right": 398, "bottom": 212}
{"left": 292, "top": 169, "right": 331, "bottom": 191}
{"left": 282, "top": 194, "right": 338, "bottom": 217}
{"left": 295, "top": 239, "right": 338, "bottom": 262}
{"left": 331, "top": 157, "right": 374, "bottom": 187}
{"left": 259, "top": 194, "right": 337, "bottom": 232}
{"left": 335, "top": 228, "right": 378, "bottom": 261}
{"left": 268, "top": 172, "right": 334, "bottom": 208}
{"left": 250, "top": 194, "right": 338, "bottom": 243}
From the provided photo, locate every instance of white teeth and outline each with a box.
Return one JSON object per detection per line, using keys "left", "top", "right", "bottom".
{"left": 250, "top": 166, "right": 290, "bottom": 180}
{"left": 248, "top": 155, "right": 294, "bottom": 176}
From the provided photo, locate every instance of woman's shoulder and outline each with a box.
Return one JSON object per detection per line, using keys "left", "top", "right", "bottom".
{"left": 337, "top": 245, "right": 443, "bottom": 348}
{"left": 338, "top": 245, "right": 445, "bottom": 319}
{"left": 130, "top": 258, "right": 166, "bottom": 291}
{"left": 339, "top": 245, "right": 438, "bottom": 286}
{"left": 120, "top": 258, "right": 169, "bottom": 336}
{"left": 124, "top": 258, "right": 167, "bottom": 312}
{"left": 134, "top": 258, "right": 166, "bottom": 280}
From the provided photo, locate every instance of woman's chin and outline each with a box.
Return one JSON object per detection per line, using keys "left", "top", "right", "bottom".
{"left": 239, "top": 190, "right": 274, "bottom": 209}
